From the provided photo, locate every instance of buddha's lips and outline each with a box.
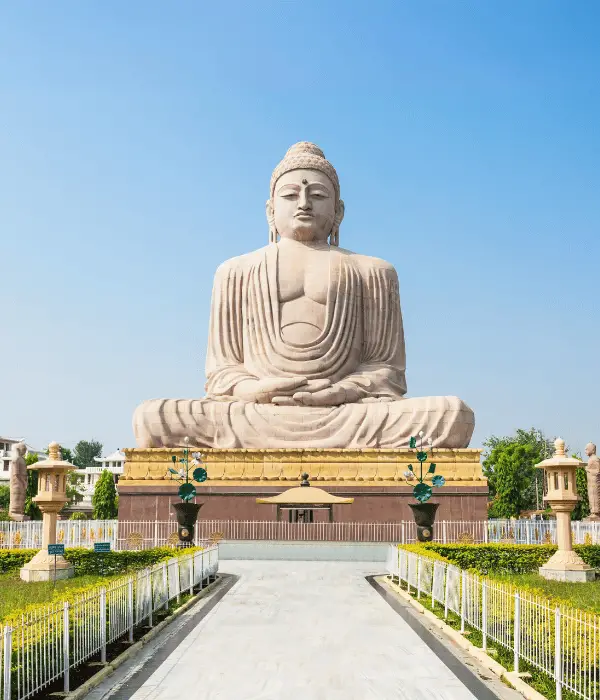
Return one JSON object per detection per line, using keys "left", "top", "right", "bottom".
{"left": 295, "top": 213, "right": 313, "bottom": 219}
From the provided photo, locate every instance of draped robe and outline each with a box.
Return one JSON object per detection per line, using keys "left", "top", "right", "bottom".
{"left": 133, "top": 244, "right": 474, "bottom": 448}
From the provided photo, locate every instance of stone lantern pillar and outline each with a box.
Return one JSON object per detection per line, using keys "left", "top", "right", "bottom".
{"left": 20, "top": 442, "right": 76, "bottom": 582}
{"left": 536, "top": 438, "right": 595, "bottom": 582}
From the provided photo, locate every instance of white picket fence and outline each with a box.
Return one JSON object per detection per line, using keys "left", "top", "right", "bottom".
{"left": 387, "top": 545, "right": 600, "bottom": 700}
{"left": 0, "top": 546, "right": 219, "bottom": 700}
{"left": 2, "top": 518, "right": 600, "bottom": 550}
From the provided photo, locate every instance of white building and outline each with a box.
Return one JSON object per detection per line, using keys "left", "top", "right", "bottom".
{"left": 0, "top": 436, "right": 47, "bottom": 484}
{"left": 73, "top": 449, "right": 125, "bottom": 512}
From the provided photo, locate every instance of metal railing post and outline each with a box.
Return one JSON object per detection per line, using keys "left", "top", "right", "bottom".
{"left": 513, "top": 591, "right": 520, "bottom": 672}
{"left": 128, "top": 578, "right": 134, "bottom": 643}
{"left": 100, "top": 588, "right": 107, "bottom": 664}
{"left": 162, "top": 562, "right": 168, "bottom": 610}
{"left": 63, "top": 602, "right": 70, "bottom": 693}
{"left": 189, "top": 554, "right": 194, "bottom": 595}
{"left": 3, "top": 626, "right": 12, "bottom": 700}
{"left": 555, "top": 607, "right": 562, "bottom": 700}
{"left": 460, "top": 570, "right": 466, "bottom": 633}
{"left": 482, "top": 581, "right": 487, "bottom": 652}
{"left": 444, "top": 568, "right": 450, "bottom": 619}
{"left": 416, "top": 557, "right": 421, "bottom": 599}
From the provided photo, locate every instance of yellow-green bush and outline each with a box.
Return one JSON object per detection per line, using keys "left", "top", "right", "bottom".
{"left": 0, "top": 546, "right": 204, "bottom": 625}
{"left": 0, "top": 545, "right": 202, "bottom": 575}
{"left": 400, "top": 543, "right": 600, "bottom": 575}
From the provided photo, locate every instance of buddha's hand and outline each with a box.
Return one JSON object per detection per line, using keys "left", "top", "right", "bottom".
{"left": 234, "top": 377, "right": 310, "bottom": 404}
{"left": 271, "top": 379, "right": 332, "bottom": 406}
{"left": 292, "top": 382, "right": 360, "bottom": 407}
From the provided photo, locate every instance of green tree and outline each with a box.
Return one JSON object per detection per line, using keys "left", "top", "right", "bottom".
{"left": 0, "top": 484, "right": 9, "bottom": 510}
{"left": 483, "top": 427, "right": 554, "bottom": 515}
{"left": 73, "top": 440, "right": 103, "bottom": 469}
{"left": 485, "top": 443, "right": 540, "bottom": 518}
{"left": 60, "top": 446, "right": 74, "bottom": 463}
{"left": 24, "top": 452, "right": 42, "bottom": 520}
{"left": 69, "top": 511, "right": 88, "bottom": 520}
{"left": 92, "top": 469, "right": 118, "bottom": 519}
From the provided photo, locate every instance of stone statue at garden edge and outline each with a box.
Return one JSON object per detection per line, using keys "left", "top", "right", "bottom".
{"left": 9, "top": 441, "right": 28, "bottom": 521}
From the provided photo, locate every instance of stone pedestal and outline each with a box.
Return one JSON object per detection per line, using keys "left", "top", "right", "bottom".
{"left": 118, "top": 447, "right": 488, "bottom": 522}
{"left": 20, "top": 549, "right": 75, "bottom": 582}
{"left": 539, "top": 550, "right": 596, "bottom": 582}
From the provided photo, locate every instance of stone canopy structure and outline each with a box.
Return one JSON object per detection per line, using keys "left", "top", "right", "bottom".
{"left": 133, "top": 142, "right": 475, "bottom": 450}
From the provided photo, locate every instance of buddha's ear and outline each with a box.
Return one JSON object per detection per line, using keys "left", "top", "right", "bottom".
{"left": 330, "top": 199, "right": 345, "bottom": 247}
{"left": 266, "top": 199, "right": 277, "bottom": 244}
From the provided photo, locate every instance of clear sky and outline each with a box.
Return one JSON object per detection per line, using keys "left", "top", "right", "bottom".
{"left": 1, "top": 1, "right": 598, "bottom": 456}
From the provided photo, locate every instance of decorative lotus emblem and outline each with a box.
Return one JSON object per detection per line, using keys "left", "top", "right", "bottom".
{"left": 406, "top": 433, "right": 446, "bottom": 503}
{"left": 168, "top": 438, "right": 208, "bottom": 501}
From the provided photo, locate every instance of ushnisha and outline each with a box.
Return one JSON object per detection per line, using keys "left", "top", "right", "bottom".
{"left": 134, "top": 142, "right": 474, "bottom": 448}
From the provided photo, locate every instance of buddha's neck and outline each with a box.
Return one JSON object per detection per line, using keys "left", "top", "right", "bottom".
{"left": 277, "top": 238, "right": 330, "bottom": 251}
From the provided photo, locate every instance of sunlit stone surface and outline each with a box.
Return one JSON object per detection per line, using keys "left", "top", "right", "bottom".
{"left": 133, "top": 143, "right": 474, "bottom": 449}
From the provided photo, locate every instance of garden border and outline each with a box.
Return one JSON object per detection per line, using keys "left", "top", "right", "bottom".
{"left": 377, "top": 574, "right": 547, "bottom": 700}
{"left": 65, "top": 573, "right": 235, "bottom": 700}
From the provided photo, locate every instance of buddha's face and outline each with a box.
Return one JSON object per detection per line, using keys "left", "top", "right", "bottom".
{"left": 272, "top": 169, "right": 336, "bottom": 242}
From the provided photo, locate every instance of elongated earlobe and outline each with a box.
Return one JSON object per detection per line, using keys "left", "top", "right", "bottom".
{"left": 266, "top": 199, "right": 278, "bottom": 243}
{"left": 330, "top": 199, "right": 345, "bottom": 246}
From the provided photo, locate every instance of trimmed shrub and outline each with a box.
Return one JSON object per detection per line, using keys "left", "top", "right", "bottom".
{"left": 404, "top": 542, "right": 600, "bottom": 575}
{"left": 0, "top": 546, "right": 201, "bottom": 575}
{"left": 0, "top": 549, "right": 37, "bottom": 573}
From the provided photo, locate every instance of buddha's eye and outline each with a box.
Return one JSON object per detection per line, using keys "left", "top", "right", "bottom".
{"left": 281, "top": 192, "right": 297, "bottom": 199}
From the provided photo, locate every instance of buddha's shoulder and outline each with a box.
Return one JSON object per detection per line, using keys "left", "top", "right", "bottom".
{"left": 215, "top": 246, "right": 271, "bottom": 276}
{"left": 336, "top": 248, "right": 398, "bottom": 278}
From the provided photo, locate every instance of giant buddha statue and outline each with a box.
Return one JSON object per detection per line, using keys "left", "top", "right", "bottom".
{"left": 133, "top": 142, "right": 474, "bottom": 449}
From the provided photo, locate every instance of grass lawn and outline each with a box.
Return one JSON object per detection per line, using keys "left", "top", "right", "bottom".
{"left": 491, "top": 572, "right": 600, "bottom": 614}
{"left": 0, "top": 570, "right": 120, "bottom": 621}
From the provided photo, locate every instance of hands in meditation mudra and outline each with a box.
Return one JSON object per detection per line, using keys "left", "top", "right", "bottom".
{"left": 133, "top": 143, "right": 474, "bottom": 448}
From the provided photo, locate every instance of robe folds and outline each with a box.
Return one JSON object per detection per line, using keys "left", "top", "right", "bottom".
{"left": 133, "top": 244, "right": 474, "bottom": 449}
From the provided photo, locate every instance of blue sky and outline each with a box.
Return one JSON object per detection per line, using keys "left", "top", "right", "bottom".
{"left": 1, "top": 1, "right": 598, "bottom": 455}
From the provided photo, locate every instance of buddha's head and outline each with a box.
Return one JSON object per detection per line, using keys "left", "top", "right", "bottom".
{"left": 267, "top": 142, "right": 345, "bottom": 245}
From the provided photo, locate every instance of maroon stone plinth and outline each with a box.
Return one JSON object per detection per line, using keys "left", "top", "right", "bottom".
{"left": 118, "top": 483, "right": 488, "bottom": 523}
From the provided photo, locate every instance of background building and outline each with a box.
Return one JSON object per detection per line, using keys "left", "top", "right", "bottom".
{"left": 73, "top": 449, "right": 125, "bottom": 513}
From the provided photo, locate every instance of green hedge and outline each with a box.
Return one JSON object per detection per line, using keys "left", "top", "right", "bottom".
{"left": 0, "top": 549, "right": 36, "bottom": 573}
{"left": 411, "top": 543, "right": 600, "bottom": 575}
{"left": 0, "top": 546, "right": 200, "bottom": 575}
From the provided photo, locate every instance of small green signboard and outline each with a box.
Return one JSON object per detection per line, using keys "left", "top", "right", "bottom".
{"left": 48, "top": 544, "right": 65, "bottom": 555}
{"left": 94, "top": 542, "right": 111, "bottom": 553}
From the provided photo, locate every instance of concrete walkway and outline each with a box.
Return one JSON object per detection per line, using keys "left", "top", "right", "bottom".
{"left": 107, "top": 562, "right": 480, "bottom": 700}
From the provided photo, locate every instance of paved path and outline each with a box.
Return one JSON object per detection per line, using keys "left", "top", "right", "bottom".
{"left": 111, "top": 562, "right": 479, "bottom": 700}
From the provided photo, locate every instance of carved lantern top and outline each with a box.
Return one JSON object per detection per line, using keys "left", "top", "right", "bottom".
{"left": 30, "top": 441, "right": 76, "bottom": 503}
{"left": 536, "top": 438, "right": 583, "bottom": 505}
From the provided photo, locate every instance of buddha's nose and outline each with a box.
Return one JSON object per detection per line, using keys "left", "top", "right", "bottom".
{"left": 298, "top": 189, "right": 311, "bottom": 210}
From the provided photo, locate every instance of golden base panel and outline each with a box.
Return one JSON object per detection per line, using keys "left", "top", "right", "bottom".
{"left": 121, "top": 447, "right": 485, "bottom": 488}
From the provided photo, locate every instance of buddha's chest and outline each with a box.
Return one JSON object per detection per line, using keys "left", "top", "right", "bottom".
{"left": 277, "top": 249, "right": 339, "bottom": 304}
{"left": 276, "top": 249, "right": 341, "bottom": 344}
